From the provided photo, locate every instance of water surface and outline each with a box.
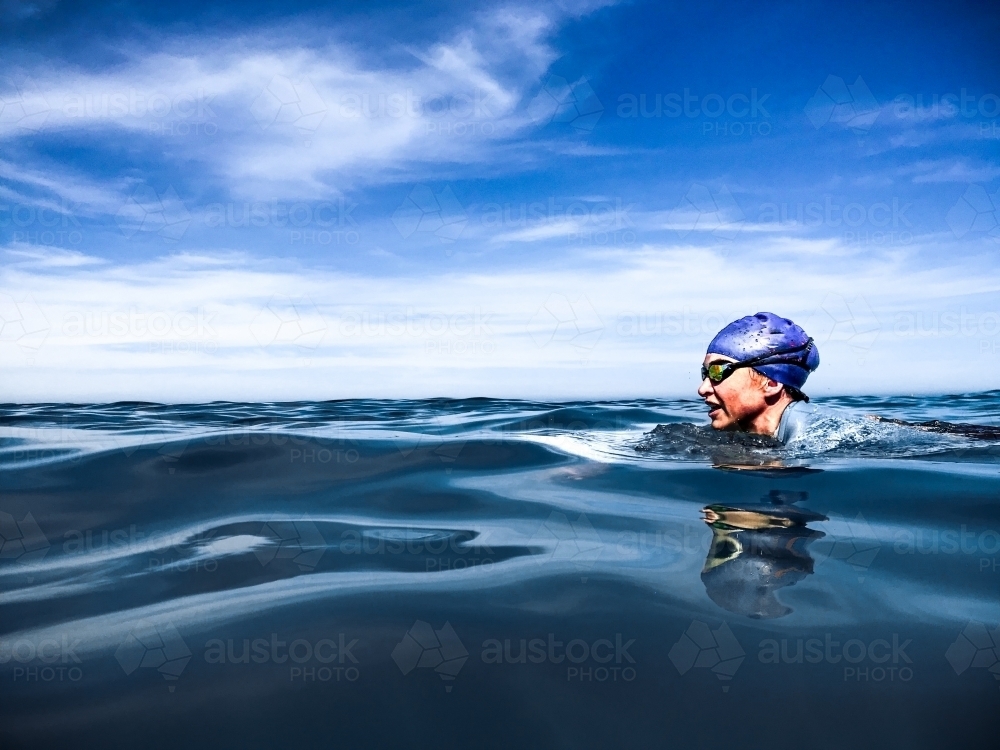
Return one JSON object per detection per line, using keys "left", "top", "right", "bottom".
{"left": 2, "top": 395, "right": 999, "bottom": 748}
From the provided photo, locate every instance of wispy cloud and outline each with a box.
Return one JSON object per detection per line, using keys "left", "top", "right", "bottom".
{"left": 0, "top": 158, "right": 129, "bottom": 214}
{"left": 1, "top": 7, "right": 577, "bottom": 201}
{"left": 3, "top": 246, "right": 106, "bottom": 268}
{"left": 903, "top": 159, "right": 1000, "bottom": 184}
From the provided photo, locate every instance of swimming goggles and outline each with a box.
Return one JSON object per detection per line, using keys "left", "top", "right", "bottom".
{"left": 701, "top": 339, "right": 815, "bottom": 384}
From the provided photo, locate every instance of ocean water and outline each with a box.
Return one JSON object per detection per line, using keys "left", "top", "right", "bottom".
{"left": 1, "top": 394, "right": 999, "bottom": 748}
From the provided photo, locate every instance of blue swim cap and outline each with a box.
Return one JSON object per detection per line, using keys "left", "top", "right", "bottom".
{"left": 707, "top": 312, "right": 820, "bottom": 390}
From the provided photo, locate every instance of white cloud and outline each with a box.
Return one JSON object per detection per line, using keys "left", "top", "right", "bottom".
{"left": 490, "top": 216, "right": 591, "bottom": 242}
{"left": 902, "top": 159, "right": 1000, "bottom": 184}
{"left": 3, "top": 246, "right": 106, "bottom": 268}
{"left": 0, "top": 158, "right": 129, "bottom": 214}
{"left": 1, "top": 7, "right": 572, "bottom": 201}
{"left": 2, "top": 233, "right": 998, "bottom": 401}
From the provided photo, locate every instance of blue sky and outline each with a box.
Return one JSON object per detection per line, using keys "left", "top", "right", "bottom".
{"left": 1, "top": 0, "right": 999, "bottom": 401}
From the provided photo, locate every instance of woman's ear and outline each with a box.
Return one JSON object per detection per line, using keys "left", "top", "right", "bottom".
{"left": 762, "top": 378, "right": 784, "bottom": 397}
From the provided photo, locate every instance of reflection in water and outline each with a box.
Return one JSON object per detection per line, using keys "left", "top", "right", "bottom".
{"left": 701, "top": 491, "right": 827, "bottom": 619}
{"left": 712, "top": 462, "right": 824, "bottom": 478}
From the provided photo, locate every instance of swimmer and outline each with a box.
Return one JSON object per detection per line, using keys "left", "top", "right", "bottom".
{"left": 699, "top": 312, "right": 822, "bottom": 444}
{"left": 700, "top": 499, "right": 827, "bottom": 619}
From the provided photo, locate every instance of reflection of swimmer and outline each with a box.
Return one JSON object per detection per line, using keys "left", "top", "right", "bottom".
{"left": 712, "top": 460, "right": 783, "bottom": 471}
{"left": 712, "top": 462, "right": 824, "bottom": 478}
{"left": 698, "top": 312, "right": 825, "bottom": 444}
{"left": 700, "top": 494, "right": 827, "bottom": 619}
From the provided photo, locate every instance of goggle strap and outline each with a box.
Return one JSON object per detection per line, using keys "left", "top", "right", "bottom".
{"left": 737, "top": 338, "right": 815, "bottom": 371}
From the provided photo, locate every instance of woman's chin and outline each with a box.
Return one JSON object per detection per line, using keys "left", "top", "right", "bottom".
{"left": 708, "top": 410, "right": 729, "bottom": 428}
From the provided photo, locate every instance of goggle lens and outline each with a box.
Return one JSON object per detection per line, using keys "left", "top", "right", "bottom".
{"left": 701, "top": 363, "right": 730, "bottom": 383}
